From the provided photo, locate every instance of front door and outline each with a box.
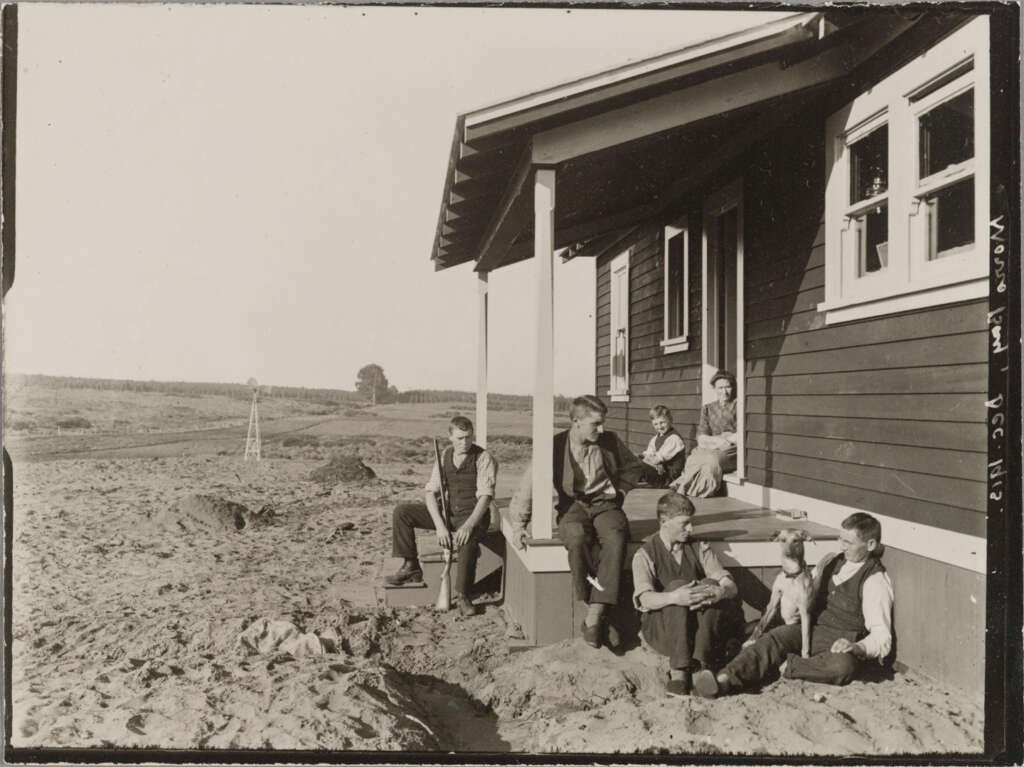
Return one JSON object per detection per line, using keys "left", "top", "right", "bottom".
{"left": 702, "top": 180, "right": 744, "bottom": 478}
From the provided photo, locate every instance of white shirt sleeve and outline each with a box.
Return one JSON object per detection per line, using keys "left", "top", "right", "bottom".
{"left": 641, "top": 435, "right": 657, "bottom": 459}
{"left": 475, "top": 450, "right": 497, "bottom": 498}
{"left": 857, "top": 571, "right": 894, "bottom": 661}
{"left": 652, "top": 433, "right": 685, "bottom": 463}
{"left": 631, "top": 547, "right": 657, "bottom": 611}
{"left": 424, "top": 460, "right": 441, "bottom": 494}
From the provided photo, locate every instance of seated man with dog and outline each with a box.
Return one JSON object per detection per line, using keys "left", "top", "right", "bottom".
{"left": 632, "top": 492, "right": 739, "bottom": 697}
{"left": 693, "top": 512, "right": 894, "bottom": 697}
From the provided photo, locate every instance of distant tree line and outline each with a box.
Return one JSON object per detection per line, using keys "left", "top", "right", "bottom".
{"left": 7, "top": 374, "right": 363, "bottom": 404}
{"left": 396, "top": 389, "right": 572, "bottom": 412}
{"left": 9, "top": 373, "right": 574, "bottom": 412}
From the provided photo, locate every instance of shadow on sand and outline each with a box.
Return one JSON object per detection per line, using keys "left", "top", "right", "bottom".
{"left": 404, "top": 673, "right": 511, "bottom": 752}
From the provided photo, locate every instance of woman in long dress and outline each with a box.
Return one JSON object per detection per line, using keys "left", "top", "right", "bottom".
{"left": 672, "top": 370, "right": 737, "bottom": 497}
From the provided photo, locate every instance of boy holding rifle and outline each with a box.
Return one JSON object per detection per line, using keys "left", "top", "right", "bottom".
{"left": 384, "top": 416, "right": 497, "bottom": 618}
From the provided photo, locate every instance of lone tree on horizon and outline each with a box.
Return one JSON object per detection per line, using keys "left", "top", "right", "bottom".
{"left": 355, "top": 363, "right": 391, "bottom": 405}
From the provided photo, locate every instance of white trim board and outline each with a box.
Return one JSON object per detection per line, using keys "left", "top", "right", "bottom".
{"left": 463, "top": 13, "right": 816, "bottom": 129}
{"left": 502, "top": 516, "right": 836, "bottom": 574}
{"left": 724, "top": 480, "right": 985, "bottom": 575}
{"left": 817, "top": 277, "right": 988, "bottom": 325}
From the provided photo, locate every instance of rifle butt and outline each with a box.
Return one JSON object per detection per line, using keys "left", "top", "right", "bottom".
{"left": 435, "top": 551, "right": 452, "bottom": 611}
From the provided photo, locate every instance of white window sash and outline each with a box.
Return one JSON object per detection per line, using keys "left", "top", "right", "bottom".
{"left": 661, "top": 218, "right": 690, "bottom": 354}
{"left": 820, "top": 17, "right": 989, "bottom": 325}
{"left": 608, "top": 249, "right": 631, "bottom": 400}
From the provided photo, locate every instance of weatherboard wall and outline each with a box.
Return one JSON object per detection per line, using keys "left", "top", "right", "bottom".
{"left": 595, "top": 118, "right": 987, "bottom": 542}
{"left": 741, "top": 122, "right": 988, "bottom": 540}
{"left": 596, "top": 224, "right": 704, "bottom": 445}
{"left": 591, "top": 111, "right": 987, "bottom": 695}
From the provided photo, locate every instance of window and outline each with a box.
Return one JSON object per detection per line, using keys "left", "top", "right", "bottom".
{"left": 661, "top": 218, "right": 690, "bottom": 354}
{"left": 608, "top": 248, "right": 630, "bottom": 401}
{"left": 821, "top": 18, "right": 989, "bottom": 324}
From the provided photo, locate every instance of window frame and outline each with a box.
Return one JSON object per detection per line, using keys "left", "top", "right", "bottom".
{"left": 607, "top": 248, "right": 631, "bottom": 402}
{"left": 839, "top": 110, "right": 892, "bottom": 301}
{"left": 908, "top": 69, "right": 980, "bottom": 286}
{"left": 660, "top": 217, "right": 691, "bottom": 354}
{"left": 820, "top": 18, "right": 989, "bottom": 325}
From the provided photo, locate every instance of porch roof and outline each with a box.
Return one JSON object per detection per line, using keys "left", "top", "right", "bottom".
{"left": 430, "top": 11, "right": 822, "bottom": 272}
{"left": 428, "top": 9, "right": 954, "bottom": 273}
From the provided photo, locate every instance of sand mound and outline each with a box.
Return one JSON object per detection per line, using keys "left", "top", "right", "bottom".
{"left": 476, "top": 639, "right": 665, "bottom": 720}
{"left": 236, "top": 618, "right": 328, "bottom": 658}
{"left": 310, "top": 454, "right": 376, "bottom": 485}
{"left": 151, "top": 494, "right": 269, "bottom": 534}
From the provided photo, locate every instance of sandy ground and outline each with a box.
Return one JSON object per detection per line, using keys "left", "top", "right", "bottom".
{"left": 7, "top": 408, "right": 984, "bottom": 756}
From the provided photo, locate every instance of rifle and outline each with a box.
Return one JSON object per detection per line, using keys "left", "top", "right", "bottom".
{"left": 432, "top": 439, "right": 452, "bottom": 612}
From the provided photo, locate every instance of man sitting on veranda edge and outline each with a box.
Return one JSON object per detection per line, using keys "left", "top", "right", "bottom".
{"left": 692, "top": 512, "right": 894, "bottom": 697}
{"left": 633, "top": 492, "right": 739, "bottom": 696}
{"left": 384, "top": 416, "right": 497, "bottom": 618}
{"left": 509, "top": 394, "right": 645, "bottom": 650}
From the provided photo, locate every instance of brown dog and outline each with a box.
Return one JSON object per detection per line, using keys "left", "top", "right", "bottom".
{"left": 745, "top": 529, "right": 815, "bottom": 658}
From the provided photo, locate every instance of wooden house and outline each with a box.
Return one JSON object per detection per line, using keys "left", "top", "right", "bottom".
{"left": 427, "top": 10, "right": 1014, "bottom": 698}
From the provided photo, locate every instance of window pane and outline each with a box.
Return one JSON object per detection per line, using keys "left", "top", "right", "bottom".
{"left": 613, "top": 330, "right": 626, "bottom": 382}
{"left": 849, "top": 125, "right": 888, "bottom": 203}
{"left": 926, "top": 177, "right": 974, "bottom": 260}
{"left": 854, "top": 204, "right": 888, "bottom": 276}
{"left": 919, "top": 89, "right": 973, "bottom": 178}
{"left": 666, "top": 233, "right": 684, "bottom": 338}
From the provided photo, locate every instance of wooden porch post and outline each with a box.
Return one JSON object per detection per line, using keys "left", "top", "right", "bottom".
{"left": 531, "top": 168, "right": 555, "bottom": 540}
{"left": 476, "top": 271, "right": 488, "bottom": 448}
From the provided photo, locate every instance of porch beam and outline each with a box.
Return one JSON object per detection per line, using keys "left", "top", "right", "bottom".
{"left": 550, "top": 96, "right": 806, "bottom": 251}
{"left": 475, "top": 144, "right": 534, "bottom": 273}
{"left": 531, "top": 15, "right": 917, "bottom": 166}
{"left": 561, "top": 225, "right": 641, "bottom": 263}
{"left": 531, "top": 167, "right": 556, "bottom": 541}
{"left": 474, "top": 238, "right": 534, "bottom": 273}
{"left": 476, "top": 271, "right": 489, "bottom": 448}
{"left": 554, "top": 206, "right": 658, "bottom": 252}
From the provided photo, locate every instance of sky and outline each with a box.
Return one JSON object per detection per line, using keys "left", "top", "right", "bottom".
{"left": 4, "top": 4, "right": 794, "bottom": 396}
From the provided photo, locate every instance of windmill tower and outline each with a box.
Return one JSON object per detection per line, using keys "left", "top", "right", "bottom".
{"left": 244, "top": 377, "right": 262, "bottom": 461}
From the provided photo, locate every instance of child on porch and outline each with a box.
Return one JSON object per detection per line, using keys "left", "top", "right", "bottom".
{"left": 640, "top": 405, "right": 686, "bottom": 488}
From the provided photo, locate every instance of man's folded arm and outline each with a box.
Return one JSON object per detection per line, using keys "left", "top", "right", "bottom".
{"left": 699, "top": 543, "right": 738, "bottom": 600}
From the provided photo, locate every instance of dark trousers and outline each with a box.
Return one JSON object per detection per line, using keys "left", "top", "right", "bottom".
{"left": 640, "top": 464, "right": 671, "bottom": 488}
{"left": 556, "top": 499, "right": 628, "bottom": 606}
{"left": 391, "top": 502, "right": 487, "bottom": 597}
{"left": 722, "top": 622, "right": 861, "bottom": 688}
{"left": 641, "top": 579, "right": 730, "bottom": 670}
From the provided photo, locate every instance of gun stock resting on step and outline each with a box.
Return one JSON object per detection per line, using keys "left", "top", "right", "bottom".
{"left": 433, "top": 439, "right": 452, "bottom": 612}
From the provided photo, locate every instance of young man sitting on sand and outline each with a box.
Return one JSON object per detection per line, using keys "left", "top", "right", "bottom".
{"left": 384, "top": 416, "right": 497, "bottom": 618}
{"left": 633, "top": 492, "right": 738, "bottom": 696}
{"left": 693, "top": 512, "right": 894, "bottom": 697}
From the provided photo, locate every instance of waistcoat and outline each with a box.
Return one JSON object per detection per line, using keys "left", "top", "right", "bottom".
{"left": 552, "top": 430, "right": 624, "bottom": 515}
{"left": 654, "top": 427, "right": 687, "bottom": 480}
{"left": 814, "top": 554, "right": 886, "bottom": 638}
{"left": 443, "top": 444, "right": 481, "bottom": 516}
{"left": 641, "top": 532, "right": 704, "bottom": 589}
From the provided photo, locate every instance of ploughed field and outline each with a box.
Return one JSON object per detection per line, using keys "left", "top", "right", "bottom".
{"left": 6, "top": 388, "right": 983, "bottom": 754}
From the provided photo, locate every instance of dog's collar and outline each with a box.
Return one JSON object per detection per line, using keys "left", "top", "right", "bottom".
{"left": 782, "top": 562, "right": 808, "bottom": 579}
